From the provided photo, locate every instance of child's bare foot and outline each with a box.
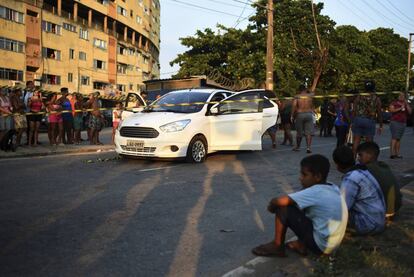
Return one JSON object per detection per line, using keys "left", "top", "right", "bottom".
{"left": 252, "top": 241, "right": 286, "bottom": 257}
{"left": 286, "top": 240, "right": 308, "bottom": 256}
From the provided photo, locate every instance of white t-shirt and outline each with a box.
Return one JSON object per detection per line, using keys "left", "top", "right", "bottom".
{"left": 289, "top": 184, "right": 348, "bottom": 254}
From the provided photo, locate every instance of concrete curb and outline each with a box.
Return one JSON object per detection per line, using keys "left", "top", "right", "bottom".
{"left": 0, "top": 145, "right": 115, "bottom": 159}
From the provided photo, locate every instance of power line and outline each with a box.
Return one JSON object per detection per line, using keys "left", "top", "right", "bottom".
{"left": 360, "top": 0, "right": 412, "bottom": 32}
{"left": 205, "top": 0, "right": 255, "bottom": 11}
{"left": 384, "top": 0, "right": 414, "bottom": 25}
{"left": 233, "top": 0, "right": 250, "bottom": 28}
{"left": 374, "top": 0, "right": 414, "bottom": 29}
{"left": 166, "top": 0, "right": 250, "bottom": 18}
{"left": 335, "top": 0, "right": 378, "bottom": 29}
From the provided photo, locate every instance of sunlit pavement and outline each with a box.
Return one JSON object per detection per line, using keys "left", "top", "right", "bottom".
{"left": 0, "top": 126, "right": 413, "bottom": 276}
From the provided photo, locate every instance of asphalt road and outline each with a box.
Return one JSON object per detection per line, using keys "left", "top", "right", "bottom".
{"left": 1, "top": 127, "right": 413, "bottom": 277}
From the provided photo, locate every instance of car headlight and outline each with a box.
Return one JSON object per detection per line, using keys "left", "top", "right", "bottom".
{"left": 159, "top": 119, "right": 191, "bottom": 132}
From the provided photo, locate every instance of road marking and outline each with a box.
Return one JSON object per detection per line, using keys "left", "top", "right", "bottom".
{"left": 380, "top": 146, "right": 390, "bottom": 150}
{"left": 138, "top": 165, "right": 180, "bottom": 172}
{"left": 0, "top": 149, "right": 115, "bottom": 162}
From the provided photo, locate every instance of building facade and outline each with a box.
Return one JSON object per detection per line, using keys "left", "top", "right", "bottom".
{"left": 0, "top": 0, "right": 160, "bottom": 95}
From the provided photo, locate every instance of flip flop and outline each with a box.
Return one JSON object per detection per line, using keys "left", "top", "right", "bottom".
{"left": 286, "top": 240, "right": 308, "bottom": 256}
{"left": 252, "top": 242, "right": 286, "bottom": 257}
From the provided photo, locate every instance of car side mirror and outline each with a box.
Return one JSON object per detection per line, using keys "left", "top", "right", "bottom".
{"left": 210, "top": 106, "right": 219, "bottom": 115}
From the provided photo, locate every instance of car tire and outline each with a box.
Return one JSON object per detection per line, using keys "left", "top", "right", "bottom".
{"left": 186, "top": 135, "right": 207, "bottom": 163}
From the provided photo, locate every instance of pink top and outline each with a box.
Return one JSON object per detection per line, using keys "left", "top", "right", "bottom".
{"left": 48, "top": 104, "right": 62, "bottom": 123}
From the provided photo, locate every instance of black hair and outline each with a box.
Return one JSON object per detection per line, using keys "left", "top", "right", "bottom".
{"left": 356, "top": 141, "right": 380, "bottom": 159}
{"left": 333, "top": 146, "right": 355, "bottom": 168}
{"left": 298, "top": 84, "right": 307, "bottom": 92}
{"left": 26, "top": 80, "right": 33, "bottom": 86}
{"left": 60, "top": 87, "right": 69, "bottom": 93}
{"left": 300, "top": 154, "right": 330, "bottom": 182}
{"left": 364, "top": 80, "right": 376, "bottom": 92}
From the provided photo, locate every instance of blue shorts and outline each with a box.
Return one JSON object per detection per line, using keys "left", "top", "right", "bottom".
{"left": 352, "top": 116, "right": 376, "bottom": 137}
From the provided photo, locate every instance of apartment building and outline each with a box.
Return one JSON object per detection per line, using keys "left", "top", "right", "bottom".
{"left": 0, "top": 0, "right": 160, "bottom": 95}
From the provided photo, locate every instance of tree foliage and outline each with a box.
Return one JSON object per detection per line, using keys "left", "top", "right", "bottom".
{"left": 170, "top": 0, "right": 411, "bottom": 95}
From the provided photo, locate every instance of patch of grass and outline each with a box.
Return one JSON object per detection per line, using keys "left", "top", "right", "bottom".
{"left": 310, "top": 204, "right": 414, "bottom": 276}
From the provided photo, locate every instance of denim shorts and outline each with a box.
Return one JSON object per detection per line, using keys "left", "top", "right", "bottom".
{"left": 352, "top": 116, "right": 376, "bottom": 137}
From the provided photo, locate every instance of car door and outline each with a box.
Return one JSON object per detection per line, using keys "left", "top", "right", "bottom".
{"left": 208, "top": 91, "right": 263, "bottom": 151}
{"left": 122, "top": 92, "right": 146, "bottom": 119}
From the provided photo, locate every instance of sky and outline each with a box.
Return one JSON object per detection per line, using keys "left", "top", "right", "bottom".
{"left": 159, "top": 0, "right": 414, "bottom": 79}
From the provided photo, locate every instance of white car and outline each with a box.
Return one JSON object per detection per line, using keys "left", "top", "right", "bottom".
{"left": 114, "top": 89, "right": 278, "bottom": 162}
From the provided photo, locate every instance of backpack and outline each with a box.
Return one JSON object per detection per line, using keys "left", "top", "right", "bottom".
{"left": 0, "top": 129, "right": 16, "bottom": 152}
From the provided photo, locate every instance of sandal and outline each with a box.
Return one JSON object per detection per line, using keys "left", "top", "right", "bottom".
{"left": 252, "top": 242, "right": 286, "bottom": 257}
{"left": 286, "top": 240, "right": 308, "bottom": 256}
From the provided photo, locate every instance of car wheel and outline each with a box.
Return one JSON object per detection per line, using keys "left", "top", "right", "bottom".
{"left": 186, "top": 135, "right": 207, "bottom": 163}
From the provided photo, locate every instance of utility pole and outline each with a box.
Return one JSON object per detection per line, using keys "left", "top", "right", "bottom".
{"left": 406, "top": 33, "right": 414, "bottom": 92}
{"left": 266, "top": 0, "right": 274, "bottom": 92}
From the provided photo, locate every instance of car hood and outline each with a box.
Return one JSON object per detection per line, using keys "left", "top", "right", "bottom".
{"left": 121, "top": 111, "right": 194, "bottom": 128}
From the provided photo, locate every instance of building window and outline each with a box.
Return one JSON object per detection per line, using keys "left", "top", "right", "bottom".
{"left": 0, "top": 6, "right": 24, "bottom": 23}
{"left": 93, "top": 59, "right": 106, "bottom": 70}
{"left": 0, "top": 37, "right": 24, "bottom": 53}
{"left": 117, "top": 63, "right": 127, "bottom": 74}
{"left": 117, "top": 44, "right": 126, "bottom": 55}
{"left": 117, "top": 84, "right": 126, "bottom": 92}
{"left": 137, "top": 0, "right": 143, "bottom": 7}
{"left": 93, "top": 81, "right": 108, "bottom": 90}
{"left": 95, "top": 0, "right": 109, "bottom": 5}
{"left": 81, "top": 76, "right": 90, "bottom": 86}
{"left": 42, "top": 74, "right": 61, "bottom": 85}
{"left": 136, "top": 15, "right": 142, "bottom": 24}
{"left": 79, "top": 28, "right": 88, "bottom": 40}
{"left": 69, "top": 49, "right": 74, "bottom": 59}
{"left": 0, "top": 67, "right": 23, "bottom": 81}
{"left": 42, "top": 21, "right": 62, "bottom": 35}
{"left": 93, "top": 38, "right": 107, "bottom": 50}
{"left": 79, "top": 51, "right": 86, "bottom": 60}
{"left": 144, "top": 6, "right": 149, "bottom": 15}
{"left": 63, "top": 22, "right": 76, "bottom": 33}
{"left": 42, "top": 47, "right": 61, "bottom": 60}
{"left": 117, "top": 6, "right": 127, "bottom": 16}
{"left": 68, "top": 73, "right": 73, "bottom": 82}
{"left": 143, "top": 57, "right": 148, "bottom": 64}
{"left": 129, "top": 83, "right": 133, "bottom": 91}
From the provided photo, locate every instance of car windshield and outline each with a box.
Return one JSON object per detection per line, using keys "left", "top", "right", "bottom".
{"left": 143, "top": 92, "right": 210, "bottom": 113}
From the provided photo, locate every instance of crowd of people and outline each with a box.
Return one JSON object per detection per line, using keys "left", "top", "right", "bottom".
{"left": 0, "top": 81, "right": 108, "bottom": 151}
{"left": 272, "top": 81, "right": 413, "bottom": 158}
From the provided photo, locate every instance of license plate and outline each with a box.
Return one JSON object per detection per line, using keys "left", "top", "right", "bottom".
{"left": 126, "top": 140, "right": 144, "bottom": 148}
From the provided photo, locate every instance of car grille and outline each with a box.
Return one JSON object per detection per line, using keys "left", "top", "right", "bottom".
{"left": 120, "top": 127, "right": 159, "bottom": 138}
{"left": 121, "top": 146, "right": 156, "bottom": 154}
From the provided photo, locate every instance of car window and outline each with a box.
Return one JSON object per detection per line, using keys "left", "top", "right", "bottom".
{"left": 263, "top": 98, "right": 275, "bottom": 109}
{"left": 145, "top": 92, "right": 210, "bottom": 113}
{"left": 217, "top": 92, "right": 260, "bottom": 114}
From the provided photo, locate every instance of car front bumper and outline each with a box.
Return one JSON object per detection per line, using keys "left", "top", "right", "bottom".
{"left": 114, "top": 129, "right": 190, "bottom": 158}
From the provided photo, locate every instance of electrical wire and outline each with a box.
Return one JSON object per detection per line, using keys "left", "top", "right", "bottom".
{"left": 165, "top": 0, "right": 250, "bottom": 18}
{"left": 360, "top": 0, "right": 412, "bottom": 32}
{"left": 233, "top": 0, "right": 250, "bottom": 28}
{"left": 384, "top": 0, "right": 414, "bottom": 25}
{"left": 336, "top": 0, "right": 378, "bottom": 29}
{"left": 374, "top": 0, "right": 414, "bottom": 29}
{"left": 206, "top": 0, "right": 255, "bottom": 11}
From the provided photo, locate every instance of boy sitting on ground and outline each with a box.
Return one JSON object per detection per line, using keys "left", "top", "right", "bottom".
{"left": 252, "top": 154, "right": 348, "bottom": 257}
{"left": 333, "top": 146, "right": 386, "bottom": 235}
{"left": 356, "top": 142, "right": 402, "bottom": 220}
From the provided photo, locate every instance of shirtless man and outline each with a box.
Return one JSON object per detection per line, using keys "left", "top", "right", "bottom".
{"left": 87, "top": 92, "right": 104, "bottom": 145}
{"left": 291, "top": 85, "right": 314, "bottom": 153}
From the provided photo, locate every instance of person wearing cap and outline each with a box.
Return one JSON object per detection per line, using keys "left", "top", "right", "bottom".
{"left": 351, "top": 81, "right": 383, "bottom": 156}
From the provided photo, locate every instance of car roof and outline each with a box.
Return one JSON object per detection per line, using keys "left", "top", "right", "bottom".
{"left": 167, "top": 88, "right": 233, "bottom": 94}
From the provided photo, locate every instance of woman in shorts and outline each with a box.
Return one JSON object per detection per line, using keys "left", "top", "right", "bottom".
{"left": 27, "top": 90, "right": 44, "bottom": 146}
{"left": 389, "top": 93, "right": 412, "bottom": 159}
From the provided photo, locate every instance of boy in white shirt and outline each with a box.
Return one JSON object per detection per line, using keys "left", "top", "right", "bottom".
{"left": 252, "top": 154, "right": 348, "bottom": 257}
